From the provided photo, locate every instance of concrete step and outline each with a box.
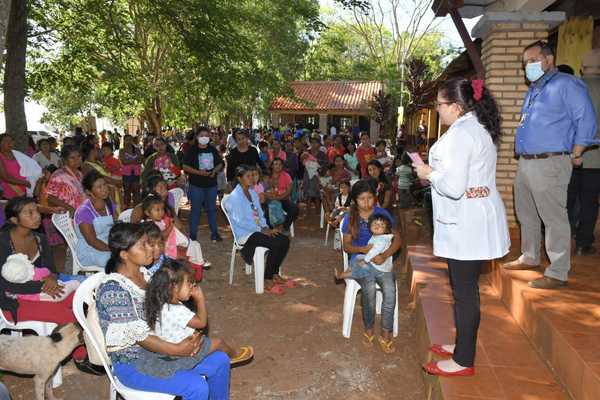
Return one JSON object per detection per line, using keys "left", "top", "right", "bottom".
{"left": 489, "top": 248, "right": 600, "bottom": 400}
{"left": 408, "top": 245, "right": 571, "bottom": 400}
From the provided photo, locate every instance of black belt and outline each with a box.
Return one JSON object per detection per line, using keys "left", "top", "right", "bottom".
{"left": 520, "top": 151, "right": 569, "bottom": 160}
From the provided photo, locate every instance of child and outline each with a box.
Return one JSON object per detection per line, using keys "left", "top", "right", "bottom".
{"left": 102, "top": 142, "right": 122, "bottom": 178}
{"left": 145, "top": 260, "right": 254, "bottom": 365}
{"left": 141, "top": 221, "right": 166, "bottom": 275}
{"left": 258, "top": 141, "right": 270, "bottom": 165}
{"left": 334, "top": 213, "right": 394, "bottom": 280}
{"left": 328, "top": 180, "right": 352, "bottom": 227}
{"left": 143, "top": 195, "right": 209, "bottom": 281}
{"left": 251, "top": 167, "right": 266, "bottom": 204}
{"left": 34, "top": 165, "right": 64, "bottom": 246}
{"left": 395, "top": 152, "right": 414, "bottom": 209}
{"left": 375, "top": 140, "right": 393, "bottom": 172}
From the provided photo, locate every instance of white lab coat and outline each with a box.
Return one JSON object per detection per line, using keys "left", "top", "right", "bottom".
{"left": 428, "top": 112, "right": 510, "bottom": 261}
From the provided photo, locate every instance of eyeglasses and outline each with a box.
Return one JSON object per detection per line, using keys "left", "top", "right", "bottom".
{"left": 434, "top": 101, "right": 453, "bottom": 107}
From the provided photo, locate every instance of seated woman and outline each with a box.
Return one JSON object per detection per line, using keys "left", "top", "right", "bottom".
{"left": 0, "top": 134, "right": 31, "bottom": 199}
{"left": 46, "top": 145, "right": 85, "bottom": 215}
{"left": 225, "top": 165, "right": 293, "bottom": 295}
{"left": 264, "top": 158, "right": 298, "bottom": 233}
{"left": 74, "top": 171, "right": 116, "bottom": 268}
{"left": 141, "top": 137, "right": 181, "bottom": 190}
{"left": 81, "top": 141, "right": 123, "bottom": 214}
{"left": 0, "top": 196, "right": 101, "bottom": 374}
{"left": 96, "top": 223, "right": 230, "bottom": 399}
{"left": 340, "top": 180, "right": 401, "bottom": 353}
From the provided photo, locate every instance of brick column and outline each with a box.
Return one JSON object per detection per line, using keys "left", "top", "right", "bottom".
{"left": 472, "top": 12, "right": 565, "bottom": 227}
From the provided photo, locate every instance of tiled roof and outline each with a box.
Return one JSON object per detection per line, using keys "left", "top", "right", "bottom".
{"left": 269, "top": 81, "right": 383, "bottom": 112}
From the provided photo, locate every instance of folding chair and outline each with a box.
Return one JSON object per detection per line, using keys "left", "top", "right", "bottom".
{"left": 220, "top": 195, "right": 269, "bottom": 294}
{"left": 168, "top": 188, "right": 185, "bottom": 216}
{"left": 52, "top": 213, "right": 103, "bottom": 275}
{"left": 118, "top": 209, "right": 133, "bottom": 223}
{"left": 73, "top": 273, "right": 175, "bottom": 400}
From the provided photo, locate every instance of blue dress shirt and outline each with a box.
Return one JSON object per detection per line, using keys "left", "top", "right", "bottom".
{"left": 226, "top": 184, "right": 268, "bottom": 244}
{"left": 516, "top": 69, "right": 598, "bottom": 155}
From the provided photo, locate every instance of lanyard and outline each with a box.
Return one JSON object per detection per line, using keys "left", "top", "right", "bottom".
{"left": 525, "top": 72, "right": 558, "bottom": 113}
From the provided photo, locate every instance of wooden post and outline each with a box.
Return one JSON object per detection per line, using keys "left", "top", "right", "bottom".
{"left": 448, "top": 5, "right": 486, "bottom": 80}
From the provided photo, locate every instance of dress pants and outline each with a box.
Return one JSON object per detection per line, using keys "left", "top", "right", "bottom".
{"left": 567, "top": 168, "right": 600, "bottom": 248}
{"left": 447, "top": 259, "right": 483, "bottom": 368}
{"left": 514, "top": 156, "right": 572, "bottom": 281}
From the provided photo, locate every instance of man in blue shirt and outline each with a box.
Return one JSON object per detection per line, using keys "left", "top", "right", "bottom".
{"left": 504, "top": 41, "right": 598, "bottom": 289}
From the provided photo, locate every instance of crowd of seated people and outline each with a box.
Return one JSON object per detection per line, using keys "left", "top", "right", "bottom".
{"left": 0, "top": 124, "right": 422, "bottom": 398}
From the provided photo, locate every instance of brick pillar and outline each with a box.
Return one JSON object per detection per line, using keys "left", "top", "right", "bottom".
{"left": 472, "top": 12, "right": 565, "bottom": 227}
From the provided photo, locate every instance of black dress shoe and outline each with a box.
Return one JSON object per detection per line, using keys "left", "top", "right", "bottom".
{"left": 576, "top": 245, "right": 596, "bottom": 256}
{"left": 74, "top": 358, "right": 106, "bottom": 375}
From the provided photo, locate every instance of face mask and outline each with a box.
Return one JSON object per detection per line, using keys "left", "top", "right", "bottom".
{"left": 525, "top": 61, "right": 545, "bottom": 82}
{"left": 198, "top": 137, "right": 210, "bottom": 145}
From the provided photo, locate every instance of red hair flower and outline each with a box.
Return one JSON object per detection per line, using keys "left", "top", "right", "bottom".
{"left": 471, "top": 79, "right": 484, "bottom": 102}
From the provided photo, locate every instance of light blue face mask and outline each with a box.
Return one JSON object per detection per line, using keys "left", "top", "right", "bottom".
{"left": 525, "top": 61, "right": 545, "bottom": 82}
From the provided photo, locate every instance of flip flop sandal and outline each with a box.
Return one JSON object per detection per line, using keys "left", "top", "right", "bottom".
{"left": 362, "top": 332, "right": 375, "bottom": 347}
{"left": 378, "top": 337, "right": 396, "bottom": 354}
{"left": 265, "top": 284, "right": 285, "bottom": 295}
{"left": 230, "top": 346, "right": 254, "bottom": 365}
{"left": 281, "top": 279, "right": 297, "bottom": 289}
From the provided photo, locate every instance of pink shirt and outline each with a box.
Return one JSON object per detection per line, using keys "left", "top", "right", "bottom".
{"left": 272, "top": 171, "right": 292, "bottom": 195}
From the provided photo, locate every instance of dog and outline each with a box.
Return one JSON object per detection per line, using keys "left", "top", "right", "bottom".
{"left": 0, "top": 323, "right": 81, "bottom": 400}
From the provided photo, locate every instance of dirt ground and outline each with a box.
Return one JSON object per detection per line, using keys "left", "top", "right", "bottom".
{"left": 1, "top": 207, "right": 426, "bottom": 400}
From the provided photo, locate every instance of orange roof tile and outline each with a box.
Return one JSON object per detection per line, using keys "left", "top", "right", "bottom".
{"left": 269, "top": 81, "right": 383, "bottom": 112}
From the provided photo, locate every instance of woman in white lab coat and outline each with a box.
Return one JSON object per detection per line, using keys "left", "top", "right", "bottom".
{"left": 415, "top": 78, "right": 510, "bottom": 377}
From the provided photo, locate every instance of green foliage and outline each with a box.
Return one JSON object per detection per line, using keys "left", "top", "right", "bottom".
{"left": 26, "top": 0, "right": 320, "bottom": 130}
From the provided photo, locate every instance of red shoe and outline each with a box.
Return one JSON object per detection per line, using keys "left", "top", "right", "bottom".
{"left": 429, "top": 344, "right": 454, "bottom": 357}
{"left": 422, "top": 361, "right": 474, "bottom": 377}
{"left": 265, "top": 284, "right": 285, "bottom": 295}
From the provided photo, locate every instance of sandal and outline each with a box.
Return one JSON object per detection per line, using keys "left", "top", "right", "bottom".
{"left": 230, "top": 346, "right": 254, "bottom": 365}
{"left": 265, "top": 284, "right": 285, "bottom": 295}
{"left": 362, "top": 332, "right": 375, "bottom": 347}
{"left": 378, "top": 337, "right": 396, "bottom": 354}
{"left": 281, "top": 279, "right": 297, "bottom": 289}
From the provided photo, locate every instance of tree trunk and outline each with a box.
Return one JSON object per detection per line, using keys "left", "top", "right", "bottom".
{"left": 144, "top": 95, "right": 162, "bottom": 135}
{"left": 0, "top": 0, "right": 10, "bottom": 60}
{"left": 3, "top": 0, "right": 28, "bottom": 150}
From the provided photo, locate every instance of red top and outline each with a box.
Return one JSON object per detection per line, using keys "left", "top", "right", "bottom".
{"left": 271, "top": 171, "right": 292, "bottom": 196}
{"left": 103, "top": 155, "right": 123, "bottom": 177}
{"left": 356, "top": 145, "right": 375, "bottom": 178}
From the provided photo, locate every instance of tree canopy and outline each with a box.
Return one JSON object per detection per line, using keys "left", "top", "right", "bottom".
{"left": 26, "top": 0, "right": 321, "bottom": 131}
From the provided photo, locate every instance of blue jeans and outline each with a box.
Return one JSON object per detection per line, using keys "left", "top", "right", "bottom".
{"left": 352, "top": 257, "right": 396, "bottom": 332}
{"left": 113, "top": 351, "right": 230, "bottom": 400}
{"left": 188, "top": 184, "right": 218, "bottom": 240}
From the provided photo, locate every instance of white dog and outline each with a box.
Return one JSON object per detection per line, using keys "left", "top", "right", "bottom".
{"left": 0, "top": 323, "right": 81, "bottom": 400}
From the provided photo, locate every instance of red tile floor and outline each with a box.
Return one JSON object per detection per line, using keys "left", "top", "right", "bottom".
{"left": 409, "top": 238, "right": 600, "bottom": 400}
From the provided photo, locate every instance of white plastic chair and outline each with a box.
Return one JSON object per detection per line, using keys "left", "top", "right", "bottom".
{"left": 118, "top": 209, "right": 133, "bottom": 223}
{"left": 169, "top": 188, "right": 184, "bottom": 216}
{"left": 220, "top": 195, "right": 269, "bottom": 294}
{"left": 320, "top": 204, "right": 325, "bottom": 229}
{"left": 340, "top": 232, "right": 399, "bottom": 338}
{"left": 73, "top": 272, "right": 175, "bottom": 400}
{"left": 0, "top": 310, "right": 62, "bottom": 388}
{"left": 52, "top": 213, "right": 104, "bottom": 275}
